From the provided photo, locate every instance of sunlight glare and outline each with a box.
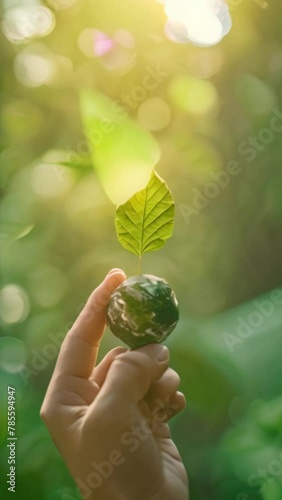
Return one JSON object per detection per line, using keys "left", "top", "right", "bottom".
{"left": 161, "top": 0, "right": 232, "bottom": 47}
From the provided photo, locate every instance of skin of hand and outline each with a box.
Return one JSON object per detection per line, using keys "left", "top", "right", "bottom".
{"left": 40, "top": 269, "right": 188, "bottom": 500}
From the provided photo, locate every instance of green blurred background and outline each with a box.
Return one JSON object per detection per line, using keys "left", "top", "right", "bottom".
{"left": 0, "top": 0, "right": 282, "bottom": 499}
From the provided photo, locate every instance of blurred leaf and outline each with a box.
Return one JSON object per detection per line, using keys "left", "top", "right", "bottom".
{"left": 80, "top": 89, "right": 161, "bottom": 205}
{"left": 252, "top": 397, "right": 282, "bottom": 434}
{"left": 115, "top": 170, "right": 175, "bottom": 256}
{"left": 186, "top": 288, "right": 282, "bottom": 400}
{"left": 236, "top": 74, "right": 278, "bottom": 115}
{"left": 262, "top": 480, "right": 282, "bottom": 500}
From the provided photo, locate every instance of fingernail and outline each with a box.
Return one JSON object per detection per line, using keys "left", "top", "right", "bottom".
{"left": 107, "top": 268, "right": 125, "bottom": 276}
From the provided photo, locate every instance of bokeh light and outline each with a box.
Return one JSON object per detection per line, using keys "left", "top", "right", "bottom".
{"left": 78, "top": 29, "right": 113, "bottom": 58}
{"left": 78, "top": 28, "right": 136, "bottom": 72}
{"left": 168, "top": 75, "right": 219, "bottom": 116}
{"left": 160, "top": 0, "right": 232, "bottom": 46}
{"left": 30, "top": 162, "right": 73, "bottom": 199}
{"left": 0, "top": 0, "right": 281, "bottom": 498}
{"left": 0, "top": 285, "right": 30, "bottom": 324}
{"left": 2, "top": 5, "right": 55, "bottom": 44}
{"left": 0, "top": 337, "right": 27, "bottom": 373}
{"left": 137, "top": 97, "right": 172, "bottom": 131}
{"left": 14, "top": 46, "right": 56, "bottom": 87}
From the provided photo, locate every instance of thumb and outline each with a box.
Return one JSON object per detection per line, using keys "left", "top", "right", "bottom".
{"left": 97, "top": 344, "right": 170, "bottom": 406}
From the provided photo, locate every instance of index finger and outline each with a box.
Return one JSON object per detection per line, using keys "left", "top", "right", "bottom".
{"left": 54, "top": 269, "right": 126, "bottom": 379}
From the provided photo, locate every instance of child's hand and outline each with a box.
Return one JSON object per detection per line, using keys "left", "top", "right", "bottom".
{"left": 40, "top": 269, "right": 188, "bottom": 500}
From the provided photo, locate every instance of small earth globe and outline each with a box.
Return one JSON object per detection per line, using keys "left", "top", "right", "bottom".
{"left": 106, "top": 274, "right": 179, "bottom": 349}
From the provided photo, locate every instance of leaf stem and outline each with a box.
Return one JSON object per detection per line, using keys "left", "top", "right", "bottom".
{"left": 138, "top": 255, "right": 142, "bottom": 275}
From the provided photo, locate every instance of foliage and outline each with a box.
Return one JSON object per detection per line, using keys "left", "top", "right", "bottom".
{"left": 0, "top": 0, "right": 282, "bottom": 499}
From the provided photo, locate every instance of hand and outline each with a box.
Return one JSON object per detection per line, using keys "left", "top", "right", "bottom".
{"left": 40, "top": 269, "right": 188, "bottom": 500}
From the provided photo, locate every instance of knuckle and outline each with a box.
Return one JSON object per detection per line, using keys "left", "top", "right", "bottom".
{"left": 162, "top": 366, "right": 180, "bottom": 385}
{"left": 39, "top": 403, "right": 50, "bottom": 424}
{"left": 171, "top": 369, "right": 181, "bottom": 387}
{"left": 111, "top": 352, "right": 152, "bottom": 392}
{"left": 113, "top": 351, "right": 143, "bottom": 370}
{"left": 40, "top": 401, "right": 61, "bottom": 427}
{"left": 115, "top": 351, "right": 149, "bottom": 377}
{"left": 158, "top": 368, "right": 180, "bottom": 389}
{"left": 179, "top": 392, "right": 186, "bottom": 409}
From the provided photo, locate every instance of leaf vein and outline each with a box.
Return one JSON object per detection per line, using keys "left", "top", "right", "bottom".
{"left": 117, "top": 221, "right": 140, "bottom": 245}
{"left": 143, "top": 217, "right": 174, "bottom": 246}
{"left": 146, "top": 182, "right": 163, "bottom": 203}
{"left": 145, "top": 192, "right": 170, "bottom": 220}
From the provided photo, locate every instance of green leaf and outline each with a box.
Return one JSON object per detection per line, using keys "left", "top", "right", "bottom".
{"left": 80, "top": 90, "right": 160, "bottom": 205}
{"left": 115, "top": 170, "right": 175, "bottom": 256}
